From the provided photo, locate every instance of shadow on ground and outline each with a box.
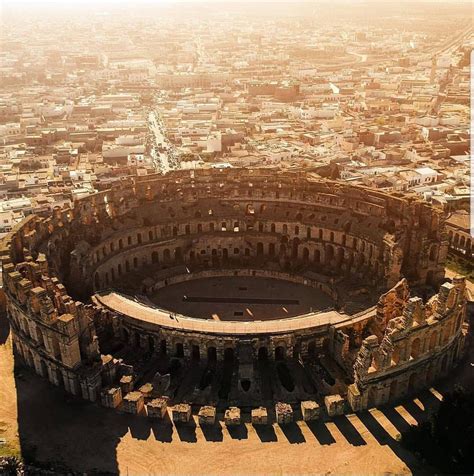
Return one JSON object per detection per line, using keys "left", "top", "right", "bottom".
{"left": 7, "top": 303, "right": 470, "bottom": 475}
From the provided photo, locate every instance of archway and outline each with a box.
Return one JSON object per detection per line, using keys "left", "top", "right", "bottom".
{"left": 275, "top": 346, "right": 285, "bottom": 361}
{"left": 408, "top": 373, "right": 417, "bottom": 394}
{"left": 258, "top": 347, "right": 268, "bottom": 361}
{"left": 429, "top": 331, "right": 438, "bottom": 350}
{"left": 176, "top": 342, "right": 184, "bottom": 358}
{"left": 302, "top": 247, "right": 309, "bottom": 260}
{"left": 148, "top": 336, "right": 155, "bottom": 353}
{"left": 389, "top": 380, "right": 398, "bottom": 400}
{"left": 314, "top": 249, "right": 321, "bottom": 264}
{"left": 410, "top": 338, "right": 421, "bottom": 359}
{"left": 160, "top": 339, "right": 167, "bottom": 355}
{"left": 207, "top": 346, "right": 217, "bottom": 362}
{"left": 192, "top": 345, "right": 200, "bottom": 361}
{"left": 224, "top": 347, "right": 234, "bottom": 363}
{"left": 441, "top": 354, "right": 448, "bottom": 373}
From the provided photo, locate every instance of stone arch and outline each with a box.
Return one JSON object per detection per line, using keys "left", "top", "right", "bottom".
{"left": 207, "top": 346, "right": 217, "bottom": 362}
{"left": 160, "top": 339, "right": 167, "bottom": 355}
{"left": 40, "top": 359, "right": 49, "bottom": 379}
{"left": 191, "top": 345, "right": 200, "bottom": 360}
{"left": 314, "top": 249, "right": 321, "bottom": 264}
{"left": 175, "top": 342, "right": 184, "bottom": 358}
{"left": 429, "top": 331, "right": 438, "bottom": 351}
{"left": 410, "top": 337, "right": 421, "bottom": 359}
{"left": 389, "top": 380, "right": 398, "bottom": 401}
{"left": 441, "top": 354, "right": 448, "bottom": 373}
{"left": 325, "top": 244, "right": 334, "bottom": 264}
{"left": 275, "top": 345, "right": 286, "bottom": 360}
{"left": 302, "top": 247, "right": 309, "bottom": 260}
{"left": 148, "top": 335, "right": 155, "bottom": 353}
{"left": 152, "top": 251, "right": 159, "bottom": 264}
{"left": 392, "top": 346, "right": 400, "bottom": 365}
{"left": 292, "top": 237, "right": 300, "bottom": 258}
{"left": 368, "top": 386, "right": 378, "bottom": 408}
{"left": 36, "top": 326, "right": 45, "bottom": 347}
{"left": 407, "top": 372, "right": 417, "bottom": 394}
{"left": 258, "top": 346, "right": 269, "bottom": 361}
{"left": 307, "top": 341, "right": 316, "bottom": 357}
{"left": 224, "top": 347, "right": 234, "bottom": 362}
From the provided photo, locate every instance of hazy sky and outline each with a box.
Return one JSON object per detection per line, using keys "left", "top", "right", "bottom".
{"left": 2, "top": 0, "right": 471, "bottom": 3}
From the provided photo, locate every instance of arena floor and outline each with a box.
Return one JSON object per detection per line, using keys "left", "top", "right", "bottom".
{"left": 150, "top": 276, "right": 334, "bottom": 320}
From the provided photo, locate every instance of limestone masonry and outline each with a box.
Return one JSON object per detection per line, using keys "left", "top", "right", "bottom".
{"left": 1, "top": 168, "right": 469, "bottom": 421}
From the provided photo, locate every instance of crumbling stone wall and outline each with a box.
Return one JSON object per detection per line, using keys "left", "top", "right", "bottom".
{"left": 0, "top": 168, "right": 457, "bottom": 413}
{"left": 347, "top": 277, "right": 469, "bottom": 411}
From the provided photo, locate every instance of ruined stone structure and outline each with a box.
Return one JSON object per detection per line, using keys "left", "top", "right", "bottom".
{"left": 0, "top": 168, "right": 469, "bottom": 420}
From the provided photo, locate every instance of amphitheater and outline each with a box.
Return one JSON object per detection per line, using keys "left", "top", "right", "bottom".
{"left": 1, "top": 168, "right": 470, "bottom": 423}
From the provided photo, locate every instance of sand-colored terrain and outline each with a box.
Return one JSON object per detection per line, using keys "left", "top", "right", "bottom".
{"left": 1, "top": 270, "right": 472, "bottom": 475}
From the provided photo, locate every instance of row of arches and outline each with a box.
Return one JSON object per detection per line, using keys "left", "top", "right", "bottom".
{"left": 391, "top": 317, "right": 461, "bottom": 366}
{"left": 91, "top": 219, "right": 382, "bottom": 267}
{"left": 121, "top": 328, "right": 291, "bottom": 362}
{"left": 448, "top": 229, "right": 472, "bottom": 257}
{"left": 94, "top": 235, "right": 385, "bottom": 290}
{"left": 368, "top": 344, "right": 457, "bottom": 408}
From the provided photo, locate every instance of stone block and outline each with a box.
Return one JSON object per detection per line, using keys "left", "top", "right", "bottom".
{"left": 300, "top": 401, "right": 320, "bottom": 421}
{"left": 146, "top": 397, "right": 168, "bottom": 419}
{"left": 120, "top": 374, "right": 134, "bottom": 394}
{"left": 139, "top": 382, "right": 153, "bottom": 398}
{"left": 100, "top": 387, "right": 122, "bottom": 409}
{"left": 275, "top": 402, "right": 293, "bottom": 424}
{"left": 347, "top": 384, "right": 362, "bottom": 412}
{"left": 251, "top": 406, "right": 268, "bottom": 425}
{"left": 172, "top": 403, "right": 192, "bottom": 423}
{"left": 324, "top": 394, "right": 345, "bottom": 417}
{"left": 198, "top": 406, "right": 216, "bottom": 426}
{"left": 224, "top": 406, "right": 241, "bottom": 426}
{"left": 123, "top": 391, "right": 144, "bottom": 414}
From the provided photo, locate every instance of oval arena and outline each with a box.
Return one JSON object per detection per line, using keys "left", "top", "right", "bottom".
{"left": 1, "top": 168, "right": 469, "bottom": 421}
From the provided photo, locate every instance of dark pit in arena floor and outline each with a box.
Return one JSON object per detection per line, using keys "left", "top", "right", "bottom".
{"left": 150, "top": 276, "right": 334, "bottom": 321}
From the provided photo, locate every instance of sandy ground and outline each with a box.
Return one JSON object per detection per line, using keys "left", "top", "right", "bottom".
{"left": 1, "top": 311, "right": 427, "bottom": 475}
{"left": 0, "top": 317, "right": 20, "bottom": 458}
{"left": 0, "top": 268, "right": 471, "bottom": 475}
{"left": 152, "top": 276, "right": 333, "bottom": 320}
